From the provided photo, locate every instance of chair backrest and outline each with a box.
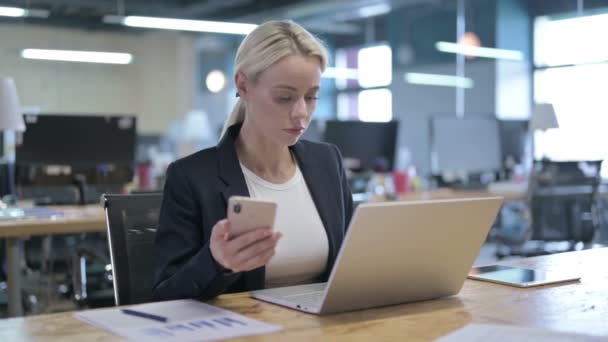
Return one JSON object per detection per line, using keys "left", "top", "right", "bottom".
{"left": 530, "top": 160, "right": 603, "bottom": 242}
{"left": 103, "top": 193, "right": 162, "bottom": 305}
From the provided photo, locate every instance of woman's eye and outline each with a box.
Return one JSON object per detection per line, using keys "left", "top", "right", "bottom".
{"left": 305, "top": 96, "right": 319, "bottom": 101}
{"left": 277, "top": 97, "right": 292, "bottom": 103}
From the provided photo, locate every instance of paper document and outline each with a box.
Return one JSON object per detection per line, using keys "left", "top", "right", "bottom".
{"left": 436, "top": 323, "right": 608, "bottom": 342}
{"left": 75, "top": 299, "right": 281, "bottom": 341}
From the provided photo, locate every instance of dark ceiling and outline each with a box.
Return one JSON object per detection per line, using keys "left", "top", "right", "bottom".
{"left": 8, "top": 0, "right": 307, "bottom": 21}
{"left": 0, "top": 0, "right": 447, "bottom": 37}
{"left": 4, "top": 0, "right": 604, "bottom": 40}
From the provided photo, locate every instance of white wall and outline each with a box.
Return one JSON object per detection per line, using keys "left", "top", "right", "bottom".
{"left": 495, "top": 60, "right": 531, "bottom": 120}
{"left": 0, "top": 23, "right": 197, "bottom": 134}
{"left": 392, "top": 60, "right": 497, "bottom": 175}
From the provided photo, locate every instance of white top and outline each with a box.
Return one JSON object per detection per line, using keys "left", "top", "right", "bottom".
{"left": 240, "top": 161, "right": 329, "bottom": 288}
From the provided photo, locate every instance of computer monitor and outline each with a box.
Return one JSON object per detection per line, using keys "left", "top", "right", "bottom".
{"left": 15, "top": 114, "right": 137, "bottom": 204}
{"left": 430, "top": 116, "right": 502, "bottom": 175}
{"left": 17, "top": 114, "right": 136, "bottom": 166}
{"left": 323, "top": 120, "right": 399, "bottom": 171}
{"left": 498, "top": 119, "right": 529, "bottom": 165}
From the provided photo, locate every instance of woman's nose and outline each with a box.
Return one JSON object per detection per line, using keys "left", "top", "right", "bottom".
{"left": 291, "top": 97, "right": 308, "bottom": 119}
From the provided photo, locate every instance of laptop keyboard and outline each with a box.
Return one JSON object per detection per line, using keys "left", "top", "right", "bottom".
{"left": 284, "top": 291, "right": 325, "bottom": 307}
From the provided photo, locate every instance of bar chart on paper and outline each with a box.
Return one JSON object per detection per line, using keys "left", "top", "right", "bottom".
{"left": 75, "top": 299, "right": 281, "bottom": 341}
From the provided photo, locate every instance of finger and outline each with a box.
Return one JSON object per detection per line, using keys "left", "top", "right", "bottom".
{"left": 232, "top": 236, "right": 278, "bottom": 266}
{"left": 272, "top": 231, "right": 283, "bottom": 241}
{"left": 226, "top": 227, "right": 272, "bottom": 254}
{"left": 233, "top": 248, "right": 276, "bottom": 273}
{"left": 211, "top": 219, "right": 229, "bottom": 241}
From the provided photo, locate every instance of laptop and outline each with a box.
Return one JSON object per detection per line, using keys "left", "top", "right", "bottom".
{"left": 251, "top": 197, "right": 503, "bottom": 315}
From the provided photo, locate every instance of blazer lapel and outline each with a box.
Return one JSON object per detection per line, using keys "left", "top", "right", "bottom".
{"left": 217, "top": 124, "right": 250, "bottom": 203}
{"left": 291, "top": 142, "right": 339, "bottom": 271}
{"left": 216, "top": 124, "right": 265, "bottom": 290}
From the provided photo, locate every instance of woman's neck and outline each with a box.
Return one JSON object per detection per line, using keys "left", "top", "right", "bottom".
{"left": 235, "top": 121, "right": 296, "bottom": 183}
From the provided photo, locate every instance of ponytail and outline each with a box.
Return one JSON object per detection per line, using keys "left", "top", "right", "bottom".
{"left": 220, "top": 98, "right": 246, "bottom": 139}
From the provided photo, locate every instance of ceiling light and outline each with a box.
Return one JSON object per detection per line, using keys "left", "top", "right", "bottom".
{"left": 103, "top": 15, "right": 256, "bottom": 35}
{"left": 436, "top": 41, "right": 524, "bottom": 61}
{"left": 21, "top": 49, "right": 133, "bottom": 64}
{"left": 0, "top": 6, "right": 26, "bottom": 17}
{"left": 0, "top": 6, "right": 49, "bottom": 18}
{"left": 404, "top": 73, "right": 474, "bottom": 88}
{"left": 322, "top": 67, "right": 358, "bottom": 80}
{"left": 206, "top": 70, "right": 226, "bottom": 93}
{"left": 357, "top": 4, "right": 391, "bottom": 18}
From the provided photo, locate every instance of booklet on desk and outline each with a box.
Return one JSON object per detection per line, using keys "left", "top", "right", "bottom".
{"left": 75, "top": 299, "right": 281, "bottom": 341}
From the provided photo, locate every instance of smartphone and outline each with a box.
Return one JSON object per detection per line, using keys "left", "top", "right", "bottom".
{"left": 468, "top": 265, "right": 581, "bottom": 287}
{"left": 227, "top": 196, "right": 277, "bottom": 238}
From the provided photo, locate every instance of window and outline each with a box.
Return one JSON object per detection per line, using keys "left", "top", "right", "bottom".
{"left": 534, "top": 12, "right": 608, "bottom": 177}
{"left": 335, "top": 44, "right": 392, "bottom": 122}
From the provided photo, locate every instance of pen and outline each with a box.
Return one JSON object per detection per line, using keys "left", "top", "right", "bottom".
{"left": 120, "top": 309, "right": 168, "bottom": 323}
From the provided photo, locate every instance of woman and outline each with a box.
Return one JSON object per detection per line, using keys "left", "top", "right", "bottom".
{"left": 153, "top": 20, "right": 353, "bottom": 301}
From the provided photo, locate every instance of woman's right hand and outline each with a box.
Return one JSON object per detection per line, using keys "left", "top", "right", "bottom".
{"left": 209, "top": 219, "right": 282, "bottom": 273}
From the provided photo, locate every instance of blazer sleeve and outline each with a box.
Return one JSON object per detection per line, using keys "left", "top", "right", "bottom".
{"left": 152, "top": 161, "right": 240, "bottom": 301}
{"left": 333, "top": 144, "right": 354, "bottom": 230}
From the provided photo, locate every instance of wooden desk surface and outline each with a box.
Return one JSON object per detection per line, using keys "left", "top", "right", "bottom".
{"left": 1, "top": 248, "right": 606, "bottom": 341}
{"left": 0, "top": 205, "right": 106, "bottom": 238}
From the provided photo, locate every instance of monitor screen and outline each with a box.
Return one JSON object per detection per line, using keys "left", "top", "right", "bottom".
{"left": 430, "top": 116, "right": 502, "bottom": 174}
{"left": 16, "top": 114, "right": 136, "bottom": 166}
{"left": 499, "top": 120, "right": 528, "bottom": 165}
{"left": 323, "top": 120, "right": 399, "bottom": 171}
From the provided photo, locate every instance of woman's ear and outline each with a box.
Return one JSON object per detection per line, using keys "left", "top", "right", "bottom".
{"left": 235, "top": 72, "right": 248, "bottom": 99}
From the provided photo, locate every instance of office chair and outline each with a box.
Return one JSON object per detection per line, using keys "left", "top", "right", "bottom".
{"left": 103, "top": 193, "right": 162, "bottom": 305}
{"left": 496, "top": 160, "right": 603, "bottom": 258}
{"left": 530, "top": 160, "right": 602, "bottom": 242}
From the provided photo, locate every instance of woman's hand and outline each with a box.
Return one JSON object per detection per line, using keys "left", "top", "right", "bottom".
{"left": 210, "top": 219, "right": 282, "bottom": 273}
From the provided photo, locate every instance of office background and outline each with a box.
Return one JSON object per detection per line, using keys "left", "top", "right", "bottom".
{"left": 1, "top": 0, "right": 608, "bottom": 317}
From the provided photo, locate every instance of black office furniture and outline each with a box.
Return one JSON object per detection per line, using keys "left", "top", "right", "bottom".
{"left": 103, "top": 193, "right": 162, "bottom": 305}
{"left": 496, "top": 160, "right": 604, "bottom": 258}
{"left": 16, "top": 114, "right": 136, "bottom": 205}
{"left": 498, "top": 119, "right": 529, "bottom": 165}
{"left": 530, "top": 160, "right": 602, "bottom": 243}
{"left": 323, "top": 120, "right": 399, "bottom": 172}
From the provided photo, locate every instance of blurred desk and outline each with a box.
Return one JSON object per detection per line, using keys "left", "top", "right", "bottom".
{"left": 0, "top": 205, "right": 106, "bottom": 317}
{"left": 1, "top": 248, "right": 606, "bottom": 340}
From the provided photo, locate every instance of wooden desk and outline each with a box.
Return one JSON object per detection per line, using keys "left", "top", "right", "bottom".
{"left": 1, "top": 248, "right": 606, "bottom": 341}
{"left": 0, "top": 205, "right": 106, "bottom": 317}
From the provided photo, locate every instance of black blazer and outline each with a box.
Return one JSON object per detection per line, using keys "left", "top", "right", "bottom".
{"left": 153, "top": 123, "right": 354, "bottom": 301}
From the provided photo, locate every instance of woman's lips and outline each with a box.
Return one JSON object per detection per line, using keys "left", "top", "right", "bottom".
{"left": 284, "top": 128, "right": 304, "bottom": 135}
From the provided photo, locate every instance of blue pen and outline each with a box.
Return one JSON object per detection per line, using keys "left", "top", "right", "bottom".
{"left": 121, "top": 309, "right": 168, "bottom": 323}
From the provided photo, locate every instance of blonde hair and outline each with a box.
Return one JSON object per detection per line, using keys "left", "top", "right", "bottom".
{"left": 220, "top": 20, "right": 329, "bottom": 138}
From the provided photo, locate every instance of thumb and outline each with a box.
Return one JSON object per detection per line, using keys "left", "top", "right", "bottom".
{"left": 212, "top": 219, "right": 230, "bottom": 241}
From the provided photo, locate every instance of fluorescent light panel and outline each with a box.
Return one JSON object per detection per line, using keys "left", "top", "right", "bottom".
{"left": 0, "top": 6, "right": 49, "bottom": 18}
{"left": 21, "top": 49, "right": 133, "bottom": 64}
{"left": 322, "top": 67, "right": 358, "bottom": 79}
{"left": 358, "top": 3, "right": 391, "bottom": 18}
{"left": 104, "top": 15, "right": 256, "bottom": 35}
{"left": 405, "top": 72, "right": 474, "bottom": 88}
{"left": 0, "top": 6, "right": 26, "bottom": 17}
{"left": 436, "top": 41, "right": 524, "bottom": 61}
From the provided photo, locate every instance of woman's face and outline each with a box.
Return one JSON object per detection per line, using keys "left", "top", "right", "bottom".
{"left": 238, "top": 54, "right": 322, "bottom": 146}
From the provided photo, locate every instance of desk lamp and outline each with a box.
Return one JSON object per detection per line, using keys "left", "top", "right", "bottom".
{"left": 530, "top": 103, "right": 559, "bottom": 162}
{"left": 0, "top": 77, "right": 26, "bottom": 203}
